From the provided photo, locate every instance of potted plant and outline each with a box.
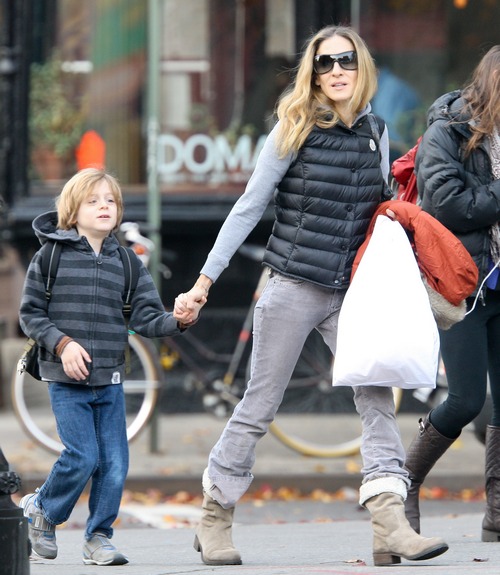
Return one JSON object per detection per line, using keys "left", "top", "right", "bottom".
{"left": 29, "top": 56, "right": 85, "bottom": 180}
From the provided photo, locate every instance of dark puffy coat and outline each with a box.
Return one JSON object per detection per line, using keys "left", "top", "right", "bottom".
{"left": 416, "top": 90, "right": 500, "bottom": 295}
{"left": 263, "top": 115, "right": 391, "bottom": 289}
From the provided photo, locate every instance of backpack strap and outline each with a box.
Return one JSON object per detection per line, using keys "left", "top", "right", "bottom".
{"left": 367, "top": 113, "right": 382, "bottom": 145}
{"left": 118, "top": 245, "right": 140, "bottom": 321}
{"left": 19, "top": 241, "right": 61, "bottom": 378}
{"left": 118, "top": 246, "right": 141, "bottom": 375}
{"left": 367, "top": 113, "right": 384, "bottom": 161}
{"left": 40, "top": 241, "right": 62, "bottom": 301}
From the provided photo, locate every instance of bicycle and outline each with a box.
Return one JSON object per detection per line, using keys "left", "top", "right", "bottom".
{"left": 157, "top": 256, "right": 403, "bottom": 458}
{"left": 12, "top": 222, "right": 403, "bottom": 457}
{"left": 138, "top": 233, "right": 404, "bottom": 458}
{"left": 11, "top": 332, "right": 162, "bottom": 454}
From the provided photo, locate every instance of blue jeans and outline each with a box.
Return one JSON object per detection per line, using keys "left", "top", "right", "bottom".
{"left": 37, "top": 382, "right": 128, "bottom": 540}
{"left": 207, "top": 272, "right": 408, "bottom": 508}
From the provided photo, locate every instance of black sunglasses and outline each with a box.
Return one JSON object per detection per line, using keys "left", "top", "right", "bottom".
{"left": 313, "top": 51, "right": 358, "bottom": 74}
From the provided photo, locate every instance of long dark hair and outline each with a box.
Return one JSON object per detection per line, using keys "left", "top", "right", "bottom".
{"left": 461, "top": 45, "right": 500, "bottom": 155}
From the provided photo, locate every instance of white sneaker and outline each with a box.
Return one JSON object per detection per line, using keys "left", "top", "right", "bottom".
{"left": 83, "top": 532, "right": 129, "bottom": 566}
{"left": 19, "top": 492, "right": 57, "bottom": 560}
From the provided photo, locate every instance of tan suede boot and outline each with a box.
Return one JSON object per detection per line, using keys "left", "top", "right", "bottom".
{"left": 193, "top": 493, "right": 242, "bottom": 565}
{"left": 365, "top": 492, "right": 448, "bottom": 566}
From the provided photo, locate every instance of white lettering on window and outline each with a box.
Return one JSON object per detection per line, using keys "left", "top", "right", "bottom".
{"left": 157, "top": 133, "right": 267, "bottom": 184}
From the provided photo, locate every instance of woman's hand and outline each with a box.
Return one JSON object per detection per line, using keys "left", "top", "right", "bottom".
{"left": 174, "top": 285, "right": 208, "bottom": 325}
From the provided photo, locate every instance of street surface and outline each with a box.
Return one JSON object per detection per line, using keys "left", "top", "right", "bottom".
{"left": 20, "top": 499, "right": 500, "bottom": 575}
{"left": 2, "top": 410, "right": 496, "bottom": 573}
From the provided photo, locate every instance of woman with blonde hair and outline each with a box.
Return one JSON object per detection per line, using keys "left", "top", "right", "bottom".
{"left": 176, "top": 25, "right": 448, "bottom": 566}
{"left": 406, "top": 45, "right": 500, "bottom": 541}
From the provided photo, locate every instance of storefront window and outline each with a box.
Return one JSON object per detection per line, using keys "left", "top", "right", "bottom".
{"left": 27, "top": 0, "right": 500, "bottom": 191}
{"left": 28, "top": 0, "right": 147, "bottom": 184}
{"left": 157, "top": 0, "right": 294, "bottom": 193}
{"left": 362, "top": 0, "right": 500, "bottom": 160}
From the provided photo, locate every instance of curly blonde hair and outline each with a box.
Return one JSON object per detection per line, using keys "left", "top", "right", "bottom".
{"left": 56, "top": 168, "right": 124, "bottom": 231}
{"left": 275, "top": 25, "right": 378, "bottom": 158}
{"left": 461, "top": 45, "right": 500, "bottom": 156}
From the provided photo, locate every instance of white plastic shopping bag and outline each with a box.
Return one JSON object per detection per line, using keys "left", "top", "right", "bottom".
{"left": 332, "top": 215, "right": 439, "bottom": 389}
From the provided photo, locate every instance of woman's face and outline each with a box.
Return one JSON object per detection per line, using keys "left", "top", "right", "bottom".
{"left": 314, "top": 35, "right": 358, "bottom": 117}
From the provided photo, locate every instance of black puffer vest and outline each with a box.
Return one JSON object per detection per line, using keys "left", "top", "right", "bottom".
{"left": 263, "top": 116, "right": 389, "bottom": 289}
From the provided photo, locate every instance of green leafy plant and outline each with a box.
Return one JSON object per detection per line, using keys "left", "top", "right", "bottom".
{"left": 29, "top": 57, "right": 84, "bottom": 158}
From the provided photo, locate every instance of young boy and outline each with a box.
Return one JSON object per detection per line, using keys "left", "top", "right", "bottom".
{"left": 18, "top": 168, "right": 203, "bottom": 565}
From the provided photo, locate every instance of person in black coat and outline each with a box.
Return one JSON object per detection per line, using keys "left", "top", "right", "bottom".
{"left": 406, "top": 45, "right": 500, "bottom": 542}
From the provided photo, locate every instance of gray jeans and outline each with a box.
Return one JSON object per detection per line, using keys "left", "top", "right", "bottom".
{"left": 206, "top": 272, "right": 408, "bottom": 508}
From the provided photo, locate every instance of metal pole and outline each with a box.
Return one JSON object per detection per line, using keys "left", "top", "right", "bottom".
{"left": 147, "top": 0, "right": 161, "bottom": 281}
{"left": 147, "top": 0, "right": 161, "bottom": 453}
{"left": 230, "top": 0, "right": 245, "bottom": 127}
{"left": 350, "top": 0, "right": 361, "bottom": 32}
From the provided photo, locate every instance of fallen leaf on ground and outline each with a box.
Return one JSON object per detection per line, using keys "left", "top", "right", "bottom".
{"left": 344, "top": 558, "right": 366, "bottom": 565}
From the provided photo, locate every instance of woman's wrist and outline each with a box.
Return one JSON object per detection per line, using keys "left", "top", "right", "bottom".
{"left": 195, "top": 275, "right": 212, "bottom": 297}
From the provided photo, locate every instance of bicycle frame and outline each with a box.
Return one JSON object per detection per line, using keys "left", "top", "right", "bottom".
{"left": 158, "top": 261, "right": 270, "bottom": 407}
{"left": 11, "top": 222, "right": 407, "bottom": 458}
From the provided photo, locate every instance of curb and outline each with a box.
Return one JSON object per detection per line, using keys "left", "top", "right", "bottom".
{"left": 18, "top": 471, "right": 486, "bottom": 497}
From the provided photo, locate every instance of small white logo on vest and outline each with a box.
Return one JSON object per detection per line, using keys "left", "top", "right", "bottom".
{"left": 369, "top": 139, "right": 376, "bottom": 151}
{"left": 111, "top": 372, "right": 121, "bottom": 384}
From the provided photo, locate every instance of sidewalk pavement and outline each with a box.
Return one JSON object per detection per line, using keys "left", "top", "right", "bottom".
{"left": 2, "top": 409, "right": 497, "bottom": 574}
{"left": 22, "top": 512, "right": 500, "bottom": 575}
{"left": 1, "top": 409, "right": 486, "bottom": 495}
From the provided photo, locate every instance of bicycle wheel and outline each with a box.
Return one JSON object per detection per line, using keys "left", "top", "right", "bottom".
{"left": 124, "top": 334, "right": 162, "bottom": 442}
{"left": 245, "top": 330, "right": 403, "bottom": 457}
{"left": 11, "top": 333, "right": 161, "bottom": 454}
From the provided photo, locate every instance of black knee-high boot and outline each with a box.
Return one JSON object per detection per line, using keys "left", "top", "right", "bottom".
{"left": 482, "top": 425, "right": 500, "bottom": 541}
{"left": 404, "top": 415, "right": 456, "bottom": 533}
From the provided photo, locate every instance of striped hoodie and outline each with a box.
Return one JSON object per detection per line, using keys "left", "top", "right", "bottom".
{"left": 19, "top": 211, "right": 181, "bottom": 386}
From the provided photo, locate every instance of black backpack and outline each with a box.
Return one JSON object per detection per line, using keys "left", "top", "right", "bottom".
{"left": 18, "top": 241, "right": 141, "bottom": 379}
{"left": 40, "top": 240, "right": 140, "bottom": 319}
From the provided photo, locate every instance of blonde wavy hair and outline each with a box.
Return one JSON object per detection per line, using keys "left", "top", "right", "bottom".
{"left": 56, "top": 168, "right": 124, "bottom": 231}
{"left": 275, "top": 25, "right": 378, "bottom": 158}
{"left": 460, "top": 45, "right": 500, "bottom": 156}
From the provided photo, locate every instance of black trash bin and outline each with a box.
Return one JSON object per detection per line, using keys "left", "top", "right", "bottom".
{"left": 0, "top": 449, "right": 30, "bottom": 575}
